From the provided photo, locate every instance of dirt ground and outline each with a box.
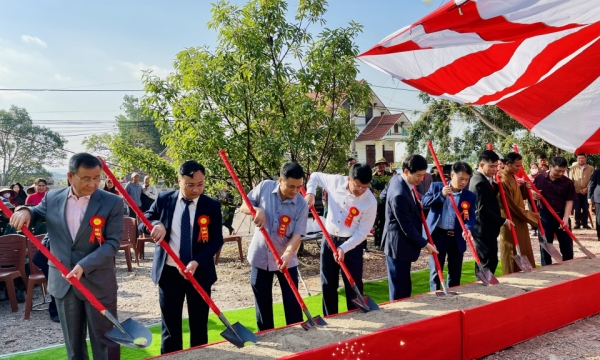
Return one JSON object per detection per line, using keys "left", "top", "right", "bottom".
{"left": 1, "top": 211, "right": 599, "bottom": 358}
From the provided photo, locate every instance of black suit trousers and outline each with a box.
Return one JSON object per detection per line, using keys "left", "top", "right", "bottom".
{"left": 158, "top": 265, "right": 211, "bottom": 354}
{"left": 472, "top": 234, "right": 498, "bottom": 276}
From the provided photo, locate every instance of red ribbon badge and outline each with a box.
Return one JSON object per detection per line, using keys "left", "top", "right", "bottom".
{"left": 198, "top": 216, "right": 210, "bottom": 242}
{"left": 345, "top": 206, "right": 360, "bottom": 227}
{"left": 460, "top": 201, "right": 470, "bottom": 221}
{"left": 89, "top": 216, "right": 105, "bottom": 245}
{"left": 278, "top": 215, "right": 291, "bottom": 237}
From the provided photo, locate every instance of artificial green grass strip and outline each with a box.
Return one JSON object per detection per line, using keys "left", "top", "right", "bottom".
{"left": 4, "top": 260, "right": 501, "bottom": 360}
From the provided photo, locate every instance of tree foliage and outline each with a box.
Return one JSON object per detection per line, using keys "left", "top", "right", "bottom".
{"left": 111, "top": 0, "right": 370, "bottom": 194}
{"left": 406, "top": 93, "right": 576, "bottom": 167}
{"left": 0, "top": 106, "right": 67, "bottom": 186}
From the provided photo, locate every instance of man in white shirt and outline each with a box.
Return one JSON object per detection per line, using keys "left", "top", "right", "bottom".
{"left": 304, "top": 163, "right": 377, "bottom": 315}
{"left": 143, "top": 175, "right": 159, "bottom": 200}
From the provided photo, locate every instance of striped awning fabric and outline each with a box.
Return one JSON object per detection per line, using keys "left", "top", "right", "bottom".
{"left": 359, "top": 0, "right": 600, "bottom": 154}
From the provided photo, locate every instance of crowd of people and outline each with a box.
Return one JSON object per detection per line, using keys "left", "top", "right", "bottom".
{"left": 1, "top": 148, "right": 598, "bottom": 359}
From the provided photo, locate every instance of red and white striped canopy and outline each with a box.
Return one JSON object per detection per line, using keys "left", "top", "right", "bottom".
{"left": 359, "top": 0, "right": 600, "bottom": 154}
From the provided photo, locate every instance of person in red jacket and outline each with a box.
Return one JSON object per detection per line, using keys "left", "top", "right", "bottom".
{"left": 25, "top": 178, "right": 48, "bottom": 205}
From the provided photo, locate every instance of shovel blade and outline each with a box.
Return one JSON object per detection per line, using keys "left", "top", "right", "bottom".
{"left": 539, "top": 239, "right": 563, "bottom": 263}
{"left": 476, "top": 268, "right": 499, "bottom": 285}
{"left": 579, "top": 246, "right": 597, "bottom": 259}
{"left": 513, "top": 255, "right": 534, "bottom": 273}
{"left": 105, "top": 318, "right": 152, "bottom": 348}
{"left": 300, "top": 315, "right": 327, "bottom": 330}
{"left": 351, "top": 295, "right": 380, "bottom": 313}
{"left": 220, "top": 322, "right": 257, "bottom": 348}
{"left": 435, "top": 290, "right": 458, "bottom": 297}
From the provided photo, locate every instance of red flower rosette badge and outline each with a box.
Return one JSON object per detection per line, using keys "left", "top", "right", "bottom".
{"left": 460, "top": 201, "right": 470, "bottom": 221}
{"left": 89, "top": 216, "right": 105, "bottom": 245}
{"left": 278, "top": 215, "right": 291, "bottom": 237}
{"left": 198, "top": 215, "right": 210, "bottom": 242}
{"left": 345, "top": 206, "right": 360, "bottom": 227}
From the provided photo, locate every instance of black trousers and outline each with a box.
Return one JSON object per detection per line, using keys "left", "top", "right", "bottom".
{"left": 32, "top": 249, "right": 58, "bottom": 317}
{"left": 386, "top": 255, "right": 412, "bottom": 301}
{"left": 472, "top": 234, "right": 499, "bottom": 276}
{"left": 320, "top": 238, "right": 363, "bottom": 316}
{"left": 596, "top": 203, "right": 600, "bottom": 240}
{"left": 574, "top": 193, "right": 589, "bottom": 227}
{"left": 158, "top": 265, "right": 210, "bottom": 354}
{"left": 539, "top": 212, "right": 573, "bottom": 266}
{"left": 429, "top": 229, "right": 464, "bottom": 291}
{"left": 250, "top": 265, "right": 303, "bottom": 331}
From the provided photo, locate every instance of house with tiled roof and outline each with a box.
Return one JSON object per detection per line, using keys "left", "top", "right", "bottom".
{"left": 350, "top": 91, "right": 411, "bottom": 168}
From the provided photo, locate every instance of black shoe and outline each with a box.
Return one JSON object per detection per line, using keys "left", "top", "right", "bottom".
{"left": 50, "top": 315, "right": 60, "bottom": 323}
{"left": 364, "top": 248, "right": 370, "bottom": 253}
{"left": 16, "top": 290, "right": 26, "bottom": 303}
{"left": 583, "top": 225, "right": 592, "bottom": 229}
{"left": 574, "top": 225, "right": 581, "bottom": 229}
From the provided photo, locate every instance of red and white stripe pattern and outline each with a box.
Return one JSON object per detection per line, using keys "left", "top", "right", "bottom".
{"left": 359, "top": 0, "right": 600, "bottom": 154}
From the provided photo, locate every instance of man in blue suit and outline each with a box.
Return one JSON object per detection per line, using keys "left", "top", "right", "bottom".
{"left": 382, "top": 155, "right": 438, "bottom": 301}
{"left": 421, "top": 162, "right": 476, "bottom": 291}
{"left": 139, "top": 160, "right": 223, "bottom": 354}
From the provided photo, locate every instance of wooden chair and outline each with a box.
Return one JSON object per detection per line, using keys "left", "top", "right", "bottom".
{"left": 214, "top": 235, "right": 244, "bottom": 265}
{"left": 135, "top": 233, "right": 154, "bottom": 266}
{"left": 0, "top": 234, "right": 27, "bottom": 312}
{"left": 114, "top": 217, "right": 135, "bottom": 272}
{"left": 24, "top": 235, "right": 48, "bottom": 319}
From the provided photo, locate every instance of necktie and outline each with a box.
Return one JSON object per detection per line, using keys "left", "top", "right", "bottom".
{"left": 180, "top": 199, "right": 193, "bottom": 265}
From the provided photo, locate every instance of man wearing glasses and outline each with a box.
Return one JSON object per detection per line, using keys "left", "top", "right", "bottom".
{"left": 10, "top": 153, "right": 124, "bottom": 360}
{"left": 304, "top": 163, "right": 377, "bottom": 315}
{"left": 139, "top": 160, "right": 223, "bottom": 354}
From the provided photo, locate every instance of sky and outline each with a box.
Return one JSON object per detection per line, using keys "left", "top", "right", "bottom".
{"left": 0, "top": 0, "right": 443, "bottom": 170}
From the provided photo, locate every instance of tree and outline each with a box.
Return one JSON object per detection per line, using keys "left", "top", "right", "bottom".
{"left": 0, "top": 106, "right": 67, "bottom": 186}
{"left": 406, "top": 93, "right": 575, "bottom": 167}
{"left": 111, "top": 0, "right": 370, "bottom": 194}
{"left": 83, "top": 95, "right": 165, "bottom": 163}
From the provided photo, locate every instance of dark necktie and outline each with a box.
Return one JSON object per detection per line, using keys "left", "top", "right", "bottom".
{"left": 180, "top": 199, "right": 193, "bottom": 265}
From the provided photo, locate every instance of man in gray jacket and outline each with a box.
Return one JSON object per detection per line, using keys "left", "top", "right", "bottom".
{"left": 11, "top": 153, "right": 124, "bottom": 360}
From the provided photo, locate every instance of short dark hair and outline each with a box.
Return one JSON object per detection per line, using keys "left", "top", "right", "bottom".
{"left": 537, "top": 153, "right": 548, "bottom": 160}
{"left": 478, "top": 150, "right": 499, "bottom": 164}
{"left": 69, "top": 153, "right": 102, "bottom": 174}
{"left": 349, "top": 163, "right": 372, "bottom": 184}
{"left": 280, "top": 162, "right": 304, "bottom": 180}
{"left": 550, "top": 156, "right": 568, "bottom": 168}
{"left": 504, "top": 152, "right": 522, "bottom": 164}
{"left": 576, "top": 153, "right": 587, "bottom": 158}
{"left": 347, "top": 158, "right": 355, "bottom": 163}
{"left": 402, "top": 155, "right": 428, "bottom": 174}
{"left": 451, "top": 161, "right": 473, "bottom": 176}
{"left": 178, "top": 160, "right": 205, "bottom": 177}
{"left": 34, "top": 178, "right": 48, "bottom": 186}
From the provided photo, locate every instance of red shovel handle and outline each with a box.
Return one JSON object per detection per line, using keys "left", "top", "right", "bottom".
{"left": 299, "top": 187, "right": 357, "bottom": 288}
{"left": 412, "top": 188, "right": 446, "bottom": 285}
{"left": 495, "top": 173, "right": 521, "bottom": 247}
{"left": 98, "top": 157, "right": 223, "bottom": 317}
{"left": 529, "top": 180, "right": 580, "bottom": 244}
{"left": 0, "top": 201, "right": 106, "bottom": 313}
{"left": 427, "top": 140, "right": 482, "bottom": 264}
{"left": 218, "top": 150, "right": 309, "bottom": 311}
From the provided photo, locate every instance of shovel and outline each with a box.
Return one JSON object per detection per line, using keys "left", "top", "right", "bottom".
{"left": 496, "top": 173, "right": 534, "bottom": 272}
{"left": 219, "top": 150, "right": 327, "bottom": 330}
{"left": 413, "top": 188, "right": 457, "bottom": 297}
{"left": 99, "top": 158, "right": 257, "bottom": 348}
{"left": 300, "top": 187, "right": 380, "bottom": 311}
{"left": 0, "top": 201, "right": 152, "bottom": 348}
{"left": 428, "top": 140, "right": 499, "bottom": 286}
{"left": 530, "top": 183, "right": 596, "bottom": 259}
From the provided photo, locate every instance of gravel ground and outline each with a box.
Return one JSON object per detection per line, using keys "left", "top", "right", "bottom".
{"left": 1, "top": 212, "right": 599, "bottom": 357}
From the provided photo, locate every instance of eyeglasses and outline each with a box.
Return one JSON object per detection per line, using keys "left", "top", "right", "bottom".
{"left": 72, "top": 173, "right": 102, "bottom": 184}
{"left": 184, "top": 183, "right": 205, "bottom": 189}
{"left": 352, "top": 184, "right": 370, "bottom": 191}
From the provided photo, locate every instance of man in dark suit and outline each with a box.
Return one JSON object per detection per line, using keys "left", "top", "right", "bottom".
{"left": 382, "top": 154, "right": 438, "bottom": 301}
{"left": 10, "top": 153, "right": 124, "bottom": 360}
{"left": 421, "top": 162, "right": 476, "bottom": 291}
{"left": 588, "top": 168, "right": 600, "bottom": 241}
{"left": 139, "top": 160, "right": 223, "bottom": 354}
{"left": 468, "top": 150, "right": 513, "bottom": 277}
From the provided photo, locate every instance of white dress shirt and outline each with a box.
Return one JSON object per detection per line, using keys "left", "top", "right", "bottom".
{"left": 306, "top": 173, "right": 377, "bottom": 253}
{"left": 66, "top": 187, "right": 91, "bottom": 241}
{"left": 143, "top": 185, "right": 159, "bottom": 200}
{"left": 165, "top": 191, "right": 198, "bottom": 267}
